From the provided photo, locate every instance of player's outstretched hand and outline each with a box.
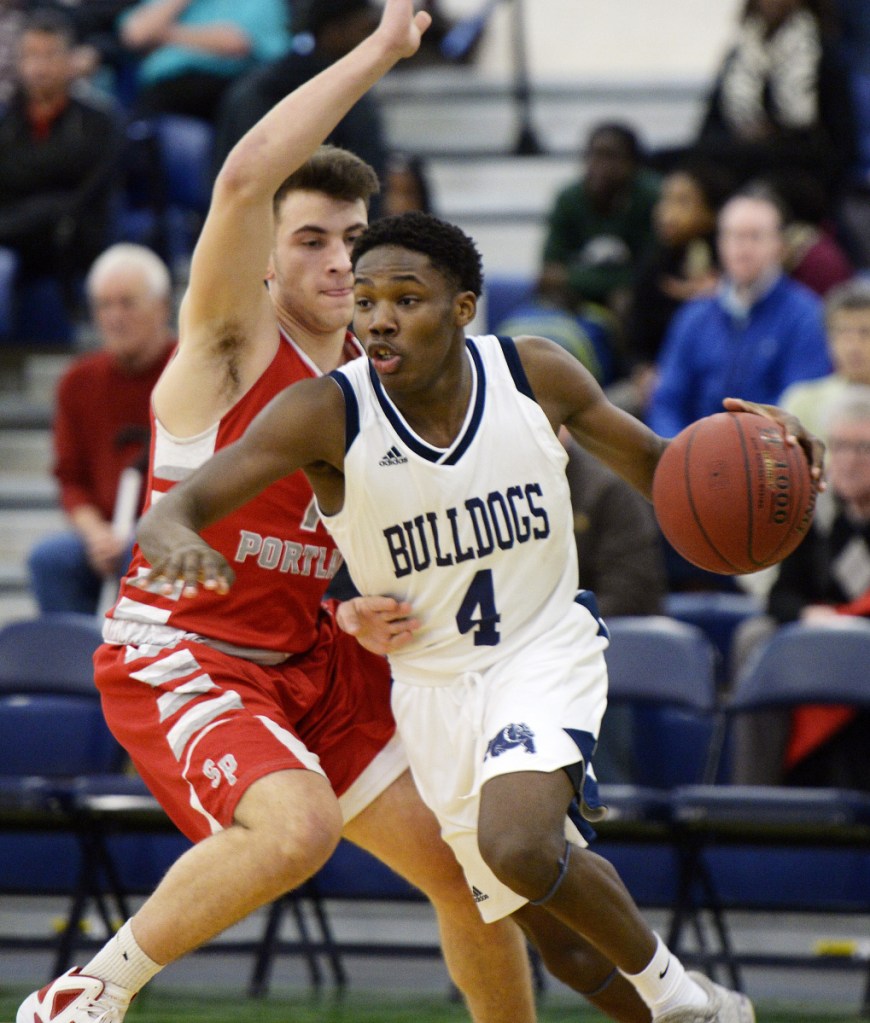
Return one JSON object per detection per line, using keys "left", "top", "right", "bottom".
{"left": 337, "top": 595, "right": 421, "bottom": 655}
{"left": 134, "top": 541, "right": 235, "bottom": 598}
{"left": 375, "top": 0, "right": 432, "bottom": 61}
{"left": 723, "top": 396, "right": 826, "bottom": 489}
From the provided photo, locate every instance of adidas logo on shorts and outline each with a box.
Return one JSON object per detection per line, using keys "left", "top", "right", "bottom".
{"left": 472, "top": 886, "right": 489, "bottom": 903}
{"left": 379, "top": 445, "right": 408, "bottom": 466}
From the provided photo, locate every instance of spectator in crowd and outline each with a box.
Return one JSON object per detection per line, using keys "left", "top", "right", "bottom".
{"left": 539, "top": 121, "right": 660, "bottom": 321}
{"left": 614, "top": 160, "right": 731, "bottom": 416}
{"left": 382, "top": 151, "right": 433, "bottom": 216}
{"left": 689, "top": 0, "right": 856, "bottom": 214}
{"left": 0, "top": 7, "right": 123, "bottom": 306}
{"left": 494, "top": 291, "right": 615, "bottom": 385}
{"left": 211, "top": 0, "right": 387, "bottom": 195}
{"left": 646, "top": 183, "right": 831, "bottom": 438}
{"left": 731, "top": 386, "right": 870, "bottom": 791}
{"left": 119, "top": 0, "right": 293, "bottom": 122}
{"left": 769, "top": 171, "right": 855, "bottom": 297}
{"left": 779, "top": 276, "right": 870, "bottom": 438}
{"left": 0, "top": 0, "right": 24, "bottom": 104}
{"left": 27, "top": 243, "right": 175, "bottom": 614}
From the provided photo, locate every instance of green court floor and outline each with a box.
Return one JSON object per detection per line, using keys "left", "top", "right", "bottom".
{"left": 0, "top": 987, "right": 862, "bottom": 1023}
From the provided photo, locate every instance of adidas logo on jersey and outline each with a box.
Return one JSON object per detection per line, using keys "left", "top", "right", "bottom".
{"left": 379, "top": 445, "right": 408, "bottom": 466}
{"left": 471, "top": 886, "right": 489, "bottom": 903}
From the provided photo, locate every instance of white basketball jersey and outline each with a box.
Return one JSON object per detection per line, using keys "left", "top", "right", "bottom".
{"left": 324, "top": 334, "right": 580, "bottom": 685}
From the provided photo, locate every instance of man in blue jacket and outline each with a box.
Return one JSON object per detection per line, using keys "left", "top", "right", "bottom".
{"left": 647, "top": 184, "right": 831, "bottom": 437}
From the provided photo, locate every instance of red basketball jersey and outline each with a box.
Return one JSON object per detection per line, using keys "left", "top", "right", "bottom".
{"left": 107, "top": 332, "right": 361, "bottom": 655}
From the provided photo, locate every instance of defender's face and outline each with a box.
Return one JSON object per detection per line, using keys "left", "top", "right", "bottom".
{"left": 353, "top": 245, "right": 470, "bottom": 390}
{"left": 268, "top": 190, "right": 368, "bottom": 335}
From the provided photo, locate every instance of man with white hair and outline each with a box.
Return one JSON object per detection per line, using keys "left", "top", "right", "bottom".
{"left": 27, "top": 242, "right": 175, "bottom": 614}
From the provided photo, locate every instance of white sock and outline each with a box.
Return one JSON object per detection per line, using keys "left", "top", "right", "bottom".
{"left": 83, "top": 920, "right": 163, "bottom": 997}
{"left": 620, "top": 933, "right": 707, "bottom": 1017}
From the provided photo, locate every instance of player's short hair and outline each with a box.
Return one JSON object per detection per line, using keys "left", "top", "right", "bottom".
{"left": 351, "top": 211, "right": 484, "bottom": 297}
{"left": 825, "top": 277, "right": 870, "bottom": 326}
{"left": 22, "top": 7, "right": 76, "bottom": 47}
{"left": 273, "top": 145, "right": 380, "bottom": 218}
{"left": 86, "top": 243, "right": 172, "bottom": 301}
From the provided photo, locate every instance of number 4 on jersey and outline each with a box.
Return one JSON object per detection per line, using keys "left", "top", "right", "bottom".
{"left": 456, "top": 568, "right": 501, "bottom": 646}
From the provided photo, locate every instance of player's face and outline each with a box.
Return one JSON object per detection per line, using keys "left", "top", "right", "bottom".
{"left": 717, "top": 198, "right": 784, "bottom": 287}
{"left": 829, "top": 308, "right": 870, "bottom": 386}
{"left": 267, "top": 190, "right": 368, "bottom": 335}
{"left": 353, "top": 245, "right": 474, "bottom": 392}
{"left": 91, "top": 267, "right": 169, "bottom": 373}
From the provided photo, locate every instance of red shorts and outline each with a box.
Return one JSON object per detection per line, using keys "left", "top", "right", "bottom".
{"left": 94, "top": 611, "right": 401, "bottom": 843}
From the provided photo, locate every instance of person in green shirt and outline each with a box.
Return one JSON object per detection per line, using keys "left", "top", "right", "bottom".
{"left": 540, "top": 122, "right": 660, "bottom": 321}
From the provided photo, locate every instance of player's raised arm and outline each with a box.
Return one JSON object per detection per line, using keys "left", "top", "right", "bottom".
{"left": 183, "top": 0, "right": 430, "bottom": 337}
{"left": 513, "top": 334, "right": 667, "bottom": 500}
{"left": 138, "top": 376, "right": 346, "bottom": 594}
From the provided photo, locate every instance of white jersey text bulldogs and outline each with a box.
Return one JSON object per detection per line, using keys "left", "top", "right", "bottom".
{"left": 324, "top": 334, "right": 579, "bottom": 685}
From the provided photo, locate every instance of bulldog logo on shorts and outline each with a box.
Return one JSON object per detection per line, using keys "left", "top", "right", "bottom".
{"left": 484, "top": 723, "right": 536, "bottom": 760}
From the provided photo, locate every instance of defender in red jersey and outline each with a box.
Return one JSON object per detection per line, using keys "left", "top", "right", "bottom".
{"left": 17, "top": 4, "right": 543, "bottom": 1023}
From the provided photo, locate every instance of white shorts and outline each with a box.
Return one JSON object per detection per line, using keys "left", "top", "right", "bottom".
{"left": 390, "top": 596, "right": 609, "bottom": 922}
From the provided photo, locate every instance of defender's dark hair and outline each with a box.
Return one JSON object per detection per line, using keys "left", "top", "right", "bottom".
{"left": 351, "top": 211, "right": 484, "bottom": 296}
{"left": 273, "top": 144, "right": 380, "bottom": 218}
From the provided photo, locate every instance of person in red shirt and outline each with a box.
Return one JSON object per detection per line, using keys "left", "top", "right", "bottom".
{"left": 27, "top": 242, "right": 175, "bottom": 614}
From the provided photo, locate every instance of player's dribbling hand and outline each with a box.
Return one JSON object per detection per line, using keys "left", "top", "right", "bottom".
{"left": 723, "top": 396, "right": 826, "bottom": 489}
{"left": 134, "top": 542, "right": 235, "bottom": 598}
{"left": 336, "top": 595, "right": 421, "bottom": 655}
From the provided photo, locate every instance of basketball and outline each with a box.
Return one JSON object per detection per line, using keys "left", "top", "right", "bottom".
{"left": 652, "top": 411, "right": 816, "bottom": 575}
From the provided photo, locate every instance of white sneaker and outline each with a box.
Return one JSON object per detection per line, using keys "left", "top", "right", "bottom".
{"left": 16, "top": 968, "right": 129, "bottom": 1023}
{"left": 655, "top": 971, "right": 755, "bottom": 1023}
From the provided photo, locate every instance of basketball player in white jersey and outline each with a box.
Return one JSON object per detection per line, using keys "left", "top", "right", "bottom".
{"left": 130, "top": 213, "right": 822, "bottom": 1020}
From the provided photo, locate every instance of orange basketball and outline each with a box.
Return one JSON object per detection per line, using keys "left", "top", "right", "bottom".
{"left": 652, "top": 411, "right": 816, "bottom": 575}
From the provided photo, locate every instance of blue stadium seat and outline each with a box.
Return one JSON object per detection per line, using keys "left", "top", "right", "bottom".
{"left": 669, "top": 619, "right": 870, "bottom": 999}
{"left": 118, "top": 115, "right": 214, "bottom": 270}
{"left": 665, "top": 590, "right": 763, "bottom": 686}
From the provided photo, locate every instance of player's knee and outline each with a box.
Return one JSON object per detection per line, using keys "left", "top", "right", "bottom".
{"left": 253, "top": 806, "right": 341, "bottom": 891}
{"left": 234, "top": 773, "right": 342, "bottom": 890}
{"left": 478, "top": 828, "right": 564, "bottom": 901}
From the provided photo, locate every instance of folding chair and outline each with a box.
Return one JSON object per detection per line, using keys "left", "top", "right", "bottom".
{"left": 0, "top": 613, "right": 128, "bottom": 971}
{"left": 664, "top": 590, "right": 764, "bottom": 687}
{"left": 593, "top": 616, "right": 718, "bottom": 924}
{"left": 669, "top": 619, "right": 870, "bottom": 1006}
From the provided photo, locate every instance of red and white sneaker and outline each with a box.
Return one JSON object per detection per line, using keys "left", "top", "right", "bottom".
{"left": 16, "top": 968, "right": 130, "bottom": 1023}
